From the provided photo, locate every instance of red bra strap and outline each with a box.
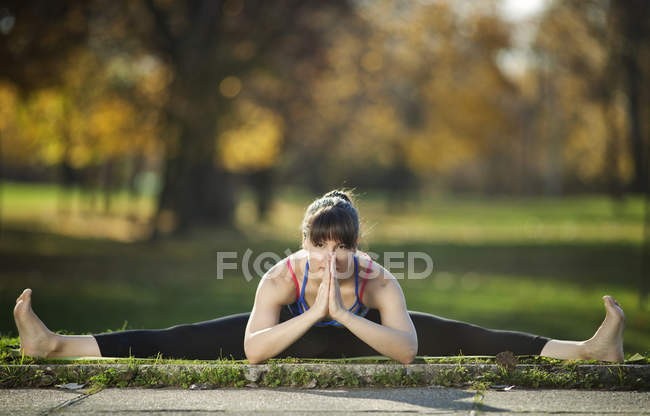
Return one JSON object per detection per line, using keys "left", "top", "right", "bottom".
{"left": 359, "top": 258, "right": 372, "bottom": 304}
{"left": 287, "top": 258, "right": 300, "bottom": 301}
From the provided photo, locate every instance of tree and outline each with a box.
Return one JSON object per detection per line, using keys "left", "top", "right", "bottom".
{"left": 1, "top": 0, "right": 355, "bottom": 235}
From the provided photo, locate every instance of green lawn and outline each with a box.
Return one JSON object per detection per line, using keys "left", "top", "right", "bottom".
{"left": 1, "top": 181, "right": 648, "bottom": 357}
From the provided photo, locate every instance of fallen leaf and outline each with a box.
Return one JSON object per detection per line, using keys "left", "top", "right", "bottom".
{"left": 55, "top": 383, "right": 86, "bottom": 390}
{"left": 625, "top": 353, "right": 646, "bottom": 363}
{"left": 489, "top": 384, "right": 515, "bottom": 391}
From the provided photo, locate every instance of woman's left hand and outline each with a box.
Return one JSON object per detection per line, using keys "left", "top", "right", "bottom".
{"left": 328, "top": 253, "right": 347, "bottom": 321}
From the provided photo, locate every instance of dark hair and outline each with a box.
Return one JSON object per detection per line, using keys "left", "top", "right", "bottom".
{"left": 301, "top": 189, "right": 359, "bottom": 250}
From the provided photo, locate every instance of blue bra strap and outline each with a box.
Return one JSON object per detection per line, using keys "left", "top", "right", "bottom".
{"left": 301, "top": 260, "right": 309, "bottom": 298}
{"left": 298, "top": 260, "right": 309, "bottom": 313}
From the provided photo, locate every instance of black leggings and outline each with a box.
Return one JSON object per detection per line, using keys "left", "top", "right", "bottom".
{"left": 93, "top": 308, "right": 550, "bottom": 360}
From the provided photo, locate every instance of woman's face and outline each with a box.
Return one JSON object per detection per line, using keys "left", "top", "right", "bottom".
{"left": 303, "top": 237, "right": 356, "bottom": 278}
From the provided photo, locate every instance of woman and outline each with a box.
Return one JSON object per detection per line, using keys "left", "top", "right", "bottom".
{"left": 13, "top": 190, "right": 626, "bottom": 364}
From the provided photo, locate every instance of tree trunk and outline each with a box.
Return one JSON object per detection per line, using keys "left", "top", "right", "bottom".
{"left": 152, "top": 130, "right": 236, "bottom": 237}
{"left": 249, "top": 169, "right": 274, "bottom": 222}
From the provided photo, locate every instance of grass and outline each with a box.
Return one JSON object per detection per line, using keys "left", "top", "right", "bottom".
{"left": 1, "top": 346, "right": 648, "bottom": 390}
{"left": 1, "top": 181, "right": 649, "bottom": 362}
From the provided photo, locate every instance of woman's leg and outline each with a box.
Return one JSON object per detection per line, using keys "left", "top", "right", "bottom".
{"left": 539, "top": 296, "right": 625, "bottom": 362}
{"left": 410, "top": 311, "right": 550, "bottom": 357}
{"left": 93, "top": 313, "right": 249, "bottom": 360}
{"left": 13, "top": 288, "right": 249, "bottom": 360}
{"left": 14, "top": 289, "right": 101, "bottom": 358}
{"left": 412, "top": 295, "right": 625, "bottom": 362}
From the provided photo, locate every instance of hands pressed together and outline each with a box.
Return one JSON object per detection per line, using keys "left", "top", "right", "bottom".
{"left": 311, "top": 253, "right": 348, "bottom": 322}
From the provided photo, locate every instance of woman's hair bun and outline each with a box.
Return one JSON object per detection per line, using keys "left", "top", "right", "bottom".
{"left": 323, "top": 189, "right": 352, "bottom": 204}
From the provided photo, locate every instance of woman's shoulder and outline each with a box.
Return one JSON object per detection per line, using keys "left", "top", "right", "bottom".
{"left": 261, "top": 250, "right": 306, "bottom": 303}
{"left": 265, "top": 250, "right": 305, "bottom": 278}
{"left": 354, "top": 250, "right": 400, "bottom": 308}
{"left": 286, "top": 249, "right": 308, "bottom": 279}
{"left": 355, "top": 250, "right": 381, "bottom": 280}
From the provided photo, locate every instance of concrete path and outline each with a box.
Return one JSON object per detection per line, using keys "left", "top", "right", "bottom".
{"left": 2, "top": 387, "right": 649, "bottom": 415}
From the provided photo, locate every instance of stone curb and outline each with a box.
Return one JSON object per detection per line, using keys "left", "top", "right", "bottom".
{"left": 2, "top": 363, "right": 649, "bottom": 390}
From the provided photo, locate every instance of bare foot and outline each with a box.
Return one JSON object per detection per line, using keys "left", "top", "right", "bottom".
{"left": 582, "top": 296, "right": 625, "bottom": 363}
{"left": 13, "top": 289, "right": 59, "bottom": 358}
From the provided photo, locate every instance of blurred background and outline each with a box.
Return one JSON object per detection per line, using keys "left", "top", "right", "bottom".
{"left": 1, "top": 0, "right": 648, "bottom": 356}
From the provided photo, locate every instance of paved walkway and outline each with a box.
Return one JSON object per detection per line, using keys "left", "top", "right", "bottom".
{"left": 2, "top": 387, "right": 649, "bottom": 415}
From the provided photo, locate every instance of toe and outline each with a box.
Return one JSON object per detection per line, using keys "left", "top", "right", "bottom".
{"left": 13, "top": 299, "right": 25, "bottom": 318}
{"left": 605, "top": 296, "right": 623, "bottom": 310}
{"left": 17, "top": 288, "right": 31, "bottom": 302}
{"left": 603, "top": 296, "right": 617, "bottom": 307}
{"left": 22, "top": 291, "right": 32, "bottom": 305}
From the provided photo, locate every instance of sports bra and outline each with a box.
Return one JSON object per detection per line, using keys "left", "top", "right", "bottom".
{"left": 286, "top": 254, "right": 372, "bottom": 327}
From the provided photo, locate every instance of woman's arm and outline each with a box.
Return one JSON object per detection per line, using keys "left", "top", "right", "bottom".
{"left": 244, "top": 261, "right": 330, "bottom": 364}
{"left": 332, "top": 260, "right": 418, "bottom": 364}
